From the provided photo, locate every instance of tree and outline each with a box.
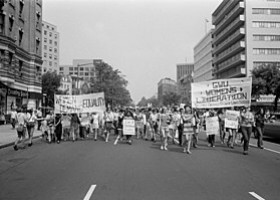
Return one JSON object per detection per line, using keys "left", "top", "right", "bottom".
{"left": 252, "top": 65, "right": 280, "bottom": 98}
{"left": 42, "top": 71, "right": 62, "bottom": 107}
{"left": 90, "top": 62, "right": 132, "bottom": 107}
{"left": 162, "top": 92, "right": 181, "bottom": 107}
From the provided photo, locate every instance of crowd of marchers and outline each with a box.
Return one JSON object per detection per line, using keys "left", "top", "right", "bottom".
{"left": 10, "top": 105, "right": 272, "bottom": 155}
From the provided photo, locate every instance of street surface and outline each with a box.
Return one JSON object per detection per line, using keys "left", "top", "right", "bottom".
{"left": 0, "top": 133, "right": 280, "bottom": 200}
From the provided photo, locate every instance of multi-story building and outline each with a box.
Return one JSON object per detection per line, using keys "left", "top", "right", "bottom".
{"left": 58, "top": 75, "right": 72, "bottom": 95}
{"left": 42, "top": 20, "right": 59, "bottom": 73}
{"left": 212, "top": 0, "right": 280, "bottom": 79}
{"left": 176, "top": 63, "right": 194, "bottom": 104}
{"left": 157, "top": 78, "right": 177, "bottom": 105}
{"left": 194, "top": 30, "right": 213, "bottom": 82}
{"left": 0, "top": 0, "right": 43, "bottom": 114}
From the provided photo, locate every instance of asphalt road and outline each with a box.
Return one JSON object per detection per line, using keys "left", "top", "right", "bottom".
{"left": 0, "top": 134, "right": 280, "bottom": 200}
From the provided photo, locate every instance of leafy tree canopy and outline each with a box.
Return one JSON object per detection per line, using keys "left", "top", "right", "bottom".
{"left": 162, "top": 92, "right": 181, "bottom": 107}
{"left": 42, "top": 71, "right": 62, "bottom": 107}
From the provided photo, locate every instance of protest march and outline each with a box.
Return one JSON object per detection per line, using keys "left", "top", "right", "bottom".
{"left": 12, "top": 77, "right": 268, "bottom": 156}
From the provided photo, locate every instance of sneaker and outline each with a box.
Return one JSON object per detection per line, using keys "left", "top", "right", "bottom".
{"left": 128, "top": 140, "right": 132, "bottom": 145}
{"left": 13, "top": 145, "right": 18, "bottom": 151}
{"left": 243, "top": 151, "right": 248, "bottom": 155}
{"left": 28, "top": 142, "right": 33, "bottom": 147}
{"left": 187, "top": 150, "right": 192, "bottom": 155}
{"left": 164, "top": 147, "right": 168, "bottom": 151}
{"left": 160, "top": 145, "right": 164, "bottom": 150}
{"left": 114, "top": 140, "right": 118, "bottom": 145}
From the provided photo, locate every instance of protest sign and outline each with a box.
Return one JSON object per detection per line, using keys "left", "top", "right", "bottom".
{"left": 54, "top": 92, "right": 106, "bottom": 114}
{"left": 206, "top": 116, "right": 219, "bottom": 136}
{"left": 191, "top": 77, "right": 252, "bottom": 108}
{"left": 225, "top": 110, "right": 240, "bottom": 129}
{"left": 123, "top": 118, "right": 135, "bottom": 135}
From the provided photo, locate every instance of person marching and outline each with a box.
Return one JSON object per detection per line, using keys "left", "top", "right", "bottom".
{"left": 181, "top": 106, "right": 194, "bottom": 154}
{"left": 10, "top": 109, "right": 17, "bottom": 129}
{"left": 255, "top": 108, "right": 266, "bottom": 149}
{"left": 103, "top": 107, "right": 115, "bottom": 143}
{"left": 217, "top": 108, "right": 226, "bottom": 144}
{"left": 225, "top": 107, "right": 239, "bottom": 149}
{"left": 192, "top": 109, "right": 200, "bottom": 148}
{"left": 13, "top": 108, "right": 27, "bottom": 151}
{"left": 46, "top": 110, "right": 55, "bottom": 143}
{"left": 159, "top": 107, "right": 171, "bottom": 151}
{"left": 149, "top": 109, "right": 158, "bottom": 142}
{"left": 70, "top": 113, "right": 80, "bottom": 142}
{"left": 91, "top": 112, "right": 100, "bottom": 141}
{"left": 54, "top": 114, "right": 62, "bottom": 144}
{"left": 240, "top": 106, "right": 255, "bottom": 155}
{"left": 26, "top": 109, "right": 37, "bottom": 147}
{"left": 114, "top": 109, "right": 125, "bottom": 145}
{"left": 123, "top": 109, "right": 135, "bottom": 145}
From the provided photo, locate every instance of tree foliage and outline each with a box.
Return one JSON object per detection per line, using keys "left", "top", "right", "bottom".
{"left": 42, "top": 71, "right": 62, "bottom": 107}
{"left": 90, "top": 62, "right": 132, "bottom": 107}
{"left": 137, "top": 96, "right": 159, "bottom": 107}
{"left": 162, "top": 92, "right": 181, "bottom": 106}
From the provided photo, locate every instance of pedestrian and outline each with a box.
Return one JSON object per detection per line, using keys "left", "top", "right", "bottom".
{"left": 61, "top": 113, "right": 71, "bottom": 141}
{"left": 135, "top": 109, "right": 144, "bottom": 139}
{"left": 255, "top": 108, "right": 266, "bottom": 149}
{"left": 182, "top": 106, "right": 194, "bottom": 154}
{"left": 70, "top": 113, "right": 80, "bottom": 142}
{"left": 55, "top": 114, "right": 62, "bottom": 144}
{"left": 13, "top": 108, "right": 27, "bottom": 150}
{"left": 217, "top": 108, "right": 226, "bottom": 144}
{"left": 123, "top": 109, "right": 134, "bottom": 145}
{"left": 207, "top": 110, "right": 216, "bottom": 147}
{"left": 114, "top": 109, "right": 125, "bottom": 145}
{"left": 26, "top": 109, "right": 37, "bottom": 147}
{"left": 177, "top": 108, "right": 184, "bottom": 146}
{"left": 159, "top": 107, "right": 171, "bottom": 151}
{"left": 240, "top": 106, "right": 255, "bottom": 155}
{"left": 103, "top": 107, "right": 114, "bottom": 143}
{"left": 10, "top": 109, "right": 17, "bottom": 129}
{"left": 46, "top": 110, "right": 55, "bottom": 143}
{"left": 36, "top": 108, "right": 43, "bottom": 131}
{"left": 149, "top": 109, "right": 158, "bottom": 142}
{"left": 192, "top": 109, "right": 200, "bottom": 148}
{"left": 91, "top": 112, "right": 100, "bottom": 141}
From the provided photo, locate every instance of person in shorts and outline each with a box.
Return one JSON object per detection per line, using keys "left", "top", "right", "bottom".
{"left": 13, "top": 108, "right": 27, "bottom": 151}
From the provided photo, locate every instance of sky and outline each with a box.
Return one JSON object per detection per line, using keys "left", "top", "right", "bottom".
{"left": 43, "top": 0, "right": 222, "bottom": 104}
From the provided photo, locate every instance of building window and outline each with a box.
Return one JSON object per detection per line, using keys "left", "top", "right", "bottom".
{"left": 253, "top": 35, "right": 280, "bottom": 41}
{"left": 0, "top": 14, "right": 4, "bottom": 34}
{"left": 44, "top": 53, "right": 47, "bottom": 58}
{"left": 44, "top": 30, "right": 47, "bottom": 35}
{"left": 49, "top": 39, "right": 52, "bottom": 44}
{"left": 54, "top": 41, "right": 57, "bottom": 46}
{"left": 70, "top": 72, "right": 73, "bottom": 75}
{"left": 44, "top": 37, "right": 47, "bottom": 43}
{"left": 54, "top": 34, "right": 57, "bottom": 39}
{"left": 59, "top": 67, "right": 63, "bottom": 71}
{"left": 44, "top": 45, "right": 47, "bottom": 50}
{"left": 47, "top": 25, "right": 49, "bottom": 29}
{"left": 49, "top": 32, "right": 52, "bottom": 37}
{"left": 54, "top": 55, "right": 57, "bottom": 60}
{"left": 253, "top": 21, "right": 280, "bottom": 28}
{"left": 69, "top": 67, "right": 73, "bottom": 71}
{"left": 36, "top": 38, "right": 40, "bottom": 53}
{"left": 49, "top": 61, "right": 52, "bottom": 66}
{"left": 44, "top": 68, "right": 47, "bottom": 72}
{"left": 49, "top": 47, "right": 52, "bottom": 52}
{"left": 52, "top": 27, "right": 54, "bottom": 31}
{"left": 18, "top": 29, "right": 23, "bottom": 45}
{"left": 19, "top": 60, "right": 23, "bottom": 78}
{"left": 9, "top": 15, "right": 14, "bottom": 31}
{"left": 253, "top": 48, "right": 280, "bottom": 55}
{"left": 49, "top": 54, "right": 52, "bottom": 59}
{"left": 80, "top": 67, "right": 84, "bottom": 71}
{"left": 9, "top": 52, "right": 13, "bottom": 65}
{"left": 85, "top": 72, "right": 89, "bottom": 76}
{"left": 54, "top": 48, "right": 57, "bottom": 53}
{"left": 19, "top": 0, "right": 24, "bottom": 17}
{"left": 253, "top": 62, "right": 280, "bottom": 68}
{"left": 80, "top": 72, "right": 84, "bottom": 76}
{"left": 253, "top": 8, "right": 280, "bottom": 15}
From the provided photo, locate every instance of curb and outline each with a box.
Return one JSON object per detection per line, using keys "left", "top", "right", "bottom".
{"left": 0, "top": 135, "right": 42, "bottom": 150}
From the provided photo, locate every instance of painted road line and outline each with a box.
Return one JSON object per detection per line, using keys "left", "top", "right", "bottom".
{"left": 83, "top": 185, "right": 96, "bottom": 200}
{"left": 249, "top": 192, "right": 265, "bottom": 200}
{"left": 250, "top": 143, "right": 280, "bottom": 155}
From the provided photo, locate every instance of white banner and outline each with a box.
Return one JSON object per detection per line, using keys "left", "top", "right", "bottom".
{"left": 191, "top": 77, "right": 252, "bottom": 108}
{"left": 206, "top": 116, "right": 219, "bottom": 136}
{"left": 54, "top": 92, "right": 106, "bottom": 114}
{"left": 225, "top": 110, "right": 240, "bottom": 129}
{"left": 123, "top": 118, "right": 136, "bottom": 135}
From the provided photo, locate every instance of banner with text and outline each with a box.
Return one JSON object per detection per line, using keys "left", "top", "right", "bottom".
{"left": 54, "top": 92, "right": 106, "bottom": 114}
{"left": 191, "top": 77, "right": 252, "bottom": 108}
{"left": 206, "top": 116, "right": 220, "bottom": 136}
{"left": 225, "top": 110, "right": 240, "bottom": 129}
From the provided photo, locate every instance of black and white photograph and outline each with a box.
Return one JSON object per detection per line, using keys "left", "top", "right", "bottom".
{"left": 0, "top": 0, "right": 280, "bottom": 199}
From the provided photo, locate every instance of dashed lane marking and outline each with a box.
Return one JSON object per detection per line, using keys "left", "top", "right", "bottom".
{"left": 249, "top": 192, "right": 265, "bottom": 200}
{"left": 83, "top": 185, "right": 96, "bottom": 200}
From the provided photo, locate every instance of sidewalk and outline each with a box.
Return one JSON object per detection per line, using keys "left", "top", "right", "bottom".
{"left": 0, "top": 124, "right": 42, "bottom": 149}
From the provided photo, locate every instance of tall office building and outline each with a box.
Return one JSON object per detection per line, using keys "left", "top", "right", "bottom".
{"left": 194, "top": 30, "right": 213, "bottom": 82}
{"left": 176, "top": 63, "right": 194, "bottom": 104}
{"left": 212, "top": 0, "right": 280, "bottom": 79}
{"left": 0, "top": 0, "right": 43, "bottom": 114}
{"left": 158, "top": 78, "right": 177, "bottom": 105}
{"left": 41, "top": 21, "right": 59, "bottom": 73}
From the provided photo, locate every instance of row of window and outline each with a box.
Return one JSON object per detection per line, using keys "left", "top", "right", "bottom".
{"left": 42, "top": 23, "right": 55, "bottom": 31}
{"left": 43, "top": 30, "right": 58, "bottom": 39}
{"left": 253, "top": 35, "right": 280, "bottom": 41}
{"left": 253, "top": 62, "right": 280, "bottom": 68}
{"left": 69, "top": 67, "right": 92, "bottom": 71}
{"left": 252, "top": 8, "right": 280, "bottom": 15}
{"left": 43, "top": 45, "right": 58, "bottom": 53}
{"left": 43, "top": 60, "right": 58, "bottom": 67}
{"left": 43, "top": 53, "right": 58, "bottom": 60}
{"left": 69, "top": 72, "right": 92, "bottom": 76}
{"left": 252, "top": 21, "right": 280, "bottom": 28}
{"left": 43, "top": 38, "right": 58, "bottom": 46}
{"left": 253, "top": 48, "right": 280, "bottom": 55}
